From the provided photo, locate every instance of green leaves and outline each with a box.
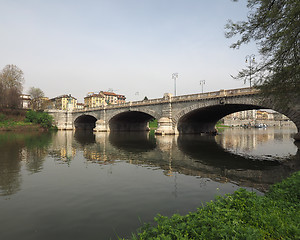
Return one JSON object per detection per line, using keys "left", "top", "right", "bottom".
{"left": 225, "top": 0, "right": 300, "bottom": 106}
{"left": 25, "top": 110, "right": 54, "bottom": 129}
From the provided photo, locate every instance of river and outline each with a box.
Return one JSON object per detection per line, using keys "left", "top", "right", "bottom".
{"left": 0, "top": 127, "right": 299, "bottom": 240}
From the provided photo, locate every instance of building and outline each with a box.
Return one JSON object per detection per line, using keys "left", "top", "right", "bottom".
{"left": 77, "top": 103, "right": 84, "bottom": 110}
{"left": 100, "top": 91, "right": 126, "bottom": 104}
{"left": 222, "top": 109, "right": 295, "bottom": 127}
{"left": 84, "top": 92, "right": 106, "bottom": 108}
{"left": 20, "top": 94, "right": 31, "bottom": 109}
{"left": 50, "top": 95, "right": 77, "bottom": 110}
{"left": 256, "top": 110, "right": 270, "bottom": 120}
{"left": 228, "top": 110, "right": 257, "bottom": 120}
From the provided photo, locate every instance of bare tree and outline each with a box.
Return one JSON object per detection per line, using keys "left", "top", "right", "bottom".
{"left": 28, "top": 87, "right": 45, "bottom": 110}
{"left": 0, "top": 64, "right": 24, "bottom": 108}
{"left": 28, "top": 87, "right": 44, "bottom": 99}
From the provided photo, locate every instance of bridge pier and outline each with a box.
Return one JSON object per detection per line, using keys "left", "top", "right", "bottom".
{"left": 155, "top": 117, "right": 175, "bottom": 135}
{"left": 93, "top": 119, "right": 110, "bottom": 132}
{"left": 56, "top": 111, "right": 74, "bottom": 130}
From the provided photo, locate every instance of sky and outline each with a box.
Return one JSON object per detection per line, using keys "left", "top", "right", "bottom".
{"left": 0, "top": 0, "right": 258, "bottom": 102}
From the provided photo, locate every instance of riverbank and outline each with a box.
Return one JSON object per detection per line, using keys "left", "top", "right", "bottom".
{"left": 122, "top": 171, "right": 300, "bottom": 240}
{"left": 0, "top": 109, "right": 55, "bottom": 131}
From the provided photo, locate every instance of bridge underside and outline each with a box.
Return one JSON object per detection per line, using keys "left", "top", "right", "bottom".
{"left": 109, "top": 111, "right": 154, "bottom": 132}
{"left": 177, "top": 104, "right": 262, "bottom": 134}
{"left": 74, "top": 115, "right": 97, "bottom": 130}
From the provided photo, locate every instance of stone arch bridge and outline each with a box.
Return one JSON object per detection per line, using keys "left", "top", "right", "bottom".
{"left": 47, "top": 87, "right": 300, "bottom": 139}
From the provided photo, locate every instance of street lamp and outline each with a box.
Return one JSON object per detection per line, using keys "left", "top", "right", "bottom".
{"left": 245, "top": 54, "right": 255, "bottom": 88}
{"left": 172, "top": 73, "right": 178, "bottom": 96}
{"left": 199, "top": 80, "right": 206, "bottom": 93}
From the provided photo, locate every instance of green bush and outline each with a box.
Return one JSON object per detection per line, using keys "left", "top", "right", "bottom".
{"left": 149, "top": 119, "right": 158, "bottom": 129}
{"left": 123, "top": 171, "right": 300, "bottom": 240}
{"left": 25, "top": 110, "right": 54, "bottom": 129}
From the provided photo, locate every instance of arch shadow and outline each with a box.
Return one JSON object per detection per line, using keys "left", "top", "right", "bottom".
{"left": 109, "top": 111, "right": 155, "bottom": 132}
{"left": 177, "top": 104, "right": 263, "bottom": 134}
{"left": 177, "top": 134, "right": 281, "bottom": 170}
{"left": 109, "top": 132, "right": 156, "bottom": 152}
{"left": 74, "top": 115, "right": 97, "bottom": 130}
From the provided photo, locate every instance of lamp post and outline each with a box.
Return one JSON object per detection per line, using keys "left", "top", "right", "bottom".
{"left": 199, "top": 80, "right": 206, "bottom": 93}
{"left": 245, "top": 54, "right": 255, "bottom": 88}
{"left": 172, "top": 73, "right": 178, "bottom": 96}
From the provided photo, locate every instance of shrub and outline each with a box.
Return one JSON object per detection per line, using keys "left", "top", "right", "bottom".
{"left": 25, "top": 110, "right": 54, "bottom": 129}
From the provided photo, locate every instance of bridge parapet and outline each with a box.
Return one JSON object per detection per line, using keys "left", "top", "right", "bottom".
{"left": 172, "top": 87, "right": 259, "bottom": 102}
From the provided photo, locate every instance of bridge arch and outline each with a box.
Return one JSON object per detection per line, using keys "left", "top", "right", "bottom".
{"left": 74, "top": 114, "right": 97, "bottom": 130}
{"left": 109, "top": 110, "right": 155, "bottom": 132}
{"left": 173, "top": 100, "right": 298, "bottom": 134}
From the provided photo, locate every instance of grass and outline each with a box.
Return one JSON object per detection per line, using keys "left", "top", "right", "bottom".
{"left": 0, "top": 114, "right": 35, "bottom": 130}
{"left": 216, "top": 123, "right": 230, "bottom": 128}
{"left": 120, "top": 171, "right": 300, "bottom": 240}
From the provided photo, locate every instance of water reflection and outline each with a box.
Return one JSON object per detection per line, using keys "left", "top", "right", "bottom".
{"left": 0, "top": 128, "right": 299, "bottom": 197}
{"left": 0, "top": 132, "right": 52, "bottom": 196}
{"left": 215, "top": 128, "right": 298, "bottom": 160}
{"left": 48, "top": 128, "right": 299, "bottom": 191}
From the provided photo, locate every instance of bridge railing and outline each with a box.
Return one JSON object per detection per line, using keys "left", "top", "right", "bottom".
{"left": 171, "top": 87, "right": 259, "bottom": 102}
{"left": 72, "top": 87, "right": 259, "bottom": 112}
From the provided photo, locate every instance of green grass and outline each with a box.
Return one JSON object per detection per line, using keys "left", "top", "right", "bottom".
{"left": 215, "top": 123, "right": 230, "bottom": 128}
{"left": 121, "top": 171, "right": 300, "bottom": 240}
{"left": 0, "top": 119, "right": 33, "bottom": 128}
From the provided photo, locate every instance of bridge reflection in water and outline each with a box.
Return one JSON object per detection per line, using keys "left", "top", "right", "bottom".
{"left": 49, "top": 128, "right": 299, "bottom": 192}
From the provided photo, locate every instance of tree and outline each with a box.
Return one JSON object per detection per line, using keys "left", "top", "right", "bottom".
{"left": 28, "top": 87, "right": 45, "bottom": 110}
{"left": 0, "top": 64, "right": 24, "bottom": 108}
{"left": 225, "top": 0, "right": 300, "bottom": 106}
{"left": 28, "top": 87, "right": 44, "bottom": 99}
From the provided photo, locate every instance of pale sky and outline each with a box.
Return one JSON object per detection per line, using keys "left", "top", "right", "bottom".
{"left": 0, "top": 0, "right": 258, "bottom": 102}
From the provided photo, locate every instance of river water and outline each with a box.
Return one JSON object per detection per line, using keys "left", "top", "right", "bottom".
{"left": 0, "top": 127, "right": 299, "bottom": 240}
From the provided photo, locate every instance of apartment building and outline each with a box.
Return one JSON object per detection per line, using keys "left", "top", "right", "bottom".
{"left": 100, "top": 91, "right": 126, "bottom": 104}
{"left": 84, "top": 92, "right": 106, "bottom": 108}
{"left": 50, "top": 95, "right": 77, "bottom": 110}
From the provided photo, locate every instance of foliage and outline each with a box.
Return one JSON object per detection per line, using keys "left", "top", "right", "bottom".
{"left": 121, "top": 171, "right": 300, "bottom": 240}
{"left": 25, "top": 110, "right": 54, "bottom": 129}
{"left": 149, "top": 119, "right": 158, "bottom": 129}
{"left": 0, "top": 64, "right": 24, "bottom": 108}
{"left": 225, "top": 0, "right": 300, "bottom": 106}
